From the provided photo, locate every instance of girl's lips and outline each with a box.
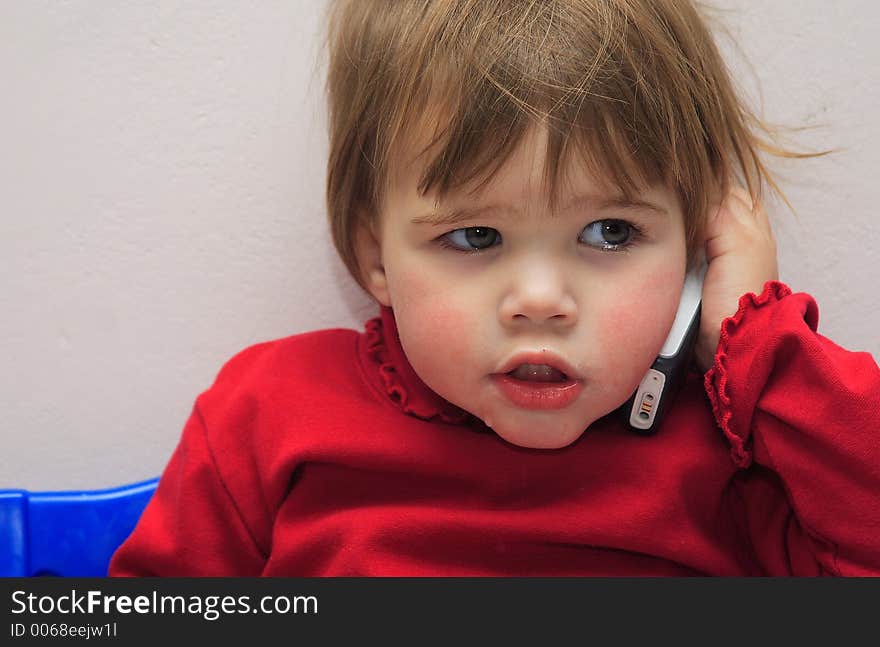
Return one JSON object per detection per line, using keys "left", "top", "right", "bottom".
{"left": 490, "top": 374, "right": 583, "bottom": 410}
{"left": 496, "top": 350, "right": 581, "bottom": 381}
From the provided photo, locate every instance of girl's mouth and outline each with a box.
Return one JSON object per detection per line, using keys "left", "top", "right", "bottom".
{"left": 491, "top": 372, "right": 582, "bottom": 410}
{"left": 507, "top": 363, "right": 568, "bottom": 382}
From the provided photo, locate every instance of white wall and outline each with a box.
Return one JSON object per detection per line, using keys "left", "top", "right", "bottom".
{"left": 2, "top": 1, "right": 878, "bottom": 489}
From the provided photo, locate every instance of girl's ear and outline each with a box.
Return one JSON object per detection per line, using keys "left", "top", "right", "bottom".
{"left": 354, "top": 217, "right": 392, "bottom": 307}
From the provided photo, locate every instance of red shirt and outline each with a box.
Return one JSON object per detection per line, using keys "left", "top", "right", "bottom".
{"left": 109, "top": 282, "right": 880, "bottom": 575}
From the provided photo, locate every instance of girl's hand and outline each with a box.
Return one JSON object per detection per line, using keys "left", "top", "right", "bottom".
{"left": 694, "top": 185, "right": 779, "bottom": 374}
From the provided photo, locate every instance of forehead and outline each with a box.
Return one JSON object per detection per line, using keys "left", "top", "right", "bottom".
{"left": 392, "top": 122, "right": 601, "bottom": 197}
{"left": 387, "top": 122, "right": 673, "bottom": 219}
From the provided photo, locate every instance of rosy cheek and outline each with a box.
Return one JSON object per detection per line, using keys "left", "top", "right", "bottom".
{"left": 415, "top": 304, "right": 468, "bottom": 345}
{"left": 600, "top": 309, "right": 642, "bottom": 345}
{"left": 597, "top": 310, "right": 653, "bottom": 376}
{"left": 596, "top": 278, "right": 680, "bottom": 379}
{"left": 399, "top": 301, "right": 475, "bottom": 374}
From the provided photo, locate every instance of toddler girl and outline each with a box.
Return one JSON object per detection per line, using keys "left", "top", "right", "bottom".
{"left": 110, "top": 0, "right": 880, "bottom": 576}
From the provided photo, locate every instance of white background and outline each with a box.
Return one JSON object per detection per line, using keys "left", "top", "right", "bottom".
{"left": 2, "top": 1, "right": 878, "bottom": 489}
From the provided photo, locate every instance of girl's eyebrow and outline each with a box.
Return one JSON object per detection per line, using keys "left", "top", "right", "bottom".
{"left": 410, "top": 194, "right": 668, "bottom": 226}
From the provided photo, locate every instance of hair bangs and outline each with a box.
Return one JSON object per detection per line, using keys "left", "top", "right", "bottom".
{"left": 381, "top": 9, "right": 673, "bottom": 216}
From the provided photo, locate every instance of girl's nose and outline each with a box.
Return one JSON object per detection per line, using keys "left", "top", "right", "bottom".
{"left": 498, "top": 263, "right": 578, "bottom": 327}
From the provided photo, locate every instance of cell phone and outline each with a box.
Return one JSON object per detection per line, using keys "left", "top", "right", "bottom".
{"left": 618, "top": 256, "right": 707, "bottom": 434}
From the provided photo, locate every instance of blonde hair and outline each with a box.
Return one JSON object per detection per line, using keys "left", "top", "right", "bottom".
{"left": 325, "top": 0, "right": 824, "bottom": 292}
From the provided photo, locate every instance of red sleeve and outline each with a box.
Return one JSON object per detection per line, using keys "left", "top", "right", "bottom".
{"left": 705, "top": 281, "right": 880, "bottom": 576}
{"left": 108, "top": 403, "right": 267, "bottom": 576}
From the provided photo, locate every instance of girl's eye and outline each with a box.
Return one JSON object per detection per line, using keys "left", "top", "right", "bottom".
{"left": 436, "top": 220, "right": 643, "bottom": 254}
{"left": 579, "top": 220, "right": 642, "bottom": 252}
{"left": 437, "top": 227, "right": 501, "bottom": 253}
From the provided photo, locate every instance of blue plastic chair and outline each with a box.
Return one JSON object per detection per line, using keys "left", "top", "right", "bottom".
{"left": 0, "top": 478, "right": 158, "bottom": 577}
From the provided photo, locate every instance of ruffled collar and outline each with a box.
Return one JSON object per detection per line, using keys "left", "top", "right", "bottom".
{"left": 360, "top": 305, "right": 479, "bottom": 426}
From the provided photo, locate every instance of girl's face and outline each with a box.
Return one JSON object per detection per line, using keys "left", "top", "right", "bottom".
{"left": 360, "top": 126, "right": 688, "bottom": 449}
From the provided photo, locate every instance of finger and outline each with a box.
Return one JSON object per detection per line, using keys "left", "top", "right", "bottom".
{"left": 728, "top": 185, "right": 756, "bottom": 216}
{"left": 703, "top": 199, "right": 725, "bottom": 241}
{"left": 728, "top": 187, "right": 775, "bottom": 238}
{"left": 705, "top": 189, "right": 744, "bottom": 239}
{"left": 729, "top": 184, "right": 753, "bottom": 204}
{"left": 738, "top": 190, "right": 774, "bottom": 236}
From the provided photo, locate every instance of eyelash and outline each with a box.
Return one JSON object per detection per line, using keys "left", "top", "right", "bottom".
{"left": 435, "top": 220, "right": 646, "bottom": 255}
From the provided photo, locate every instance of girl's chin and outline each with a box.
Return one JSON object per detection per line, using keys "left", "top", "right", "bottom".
{"left": 490, "top": 424, "right": 587, "bottom": 450}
